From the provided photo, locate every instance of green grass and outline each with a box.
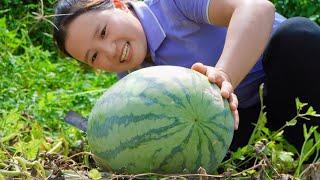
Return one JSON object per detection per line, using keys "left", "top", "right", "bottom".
{"left": 0, "top": 0, "right": 319, "bottom": 179}
{"left": 0, "top": 13, "right": 117, "bottom": 179}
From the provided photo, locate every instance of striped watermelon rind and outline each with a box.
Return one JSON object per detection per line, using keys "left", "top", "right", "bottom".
{"left": 87, "top": 66, "right": 234, "bottom": 174}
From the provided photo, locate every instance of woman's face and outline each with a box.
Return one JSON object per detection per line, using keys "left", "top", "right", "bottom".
{"left": 65, "top": 8, "right": 147, "bottom": 72}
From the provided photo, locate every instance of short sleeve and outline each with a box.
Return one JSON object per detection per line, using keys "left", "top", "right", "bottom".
{"left": 174, "top": 0, "right": 212, "bottom": 24}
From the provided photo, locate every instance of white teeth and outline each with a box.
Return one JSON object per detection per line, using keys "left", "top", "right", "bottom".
{"left": 120, "top": 43, "right": 129, "bottom": 63}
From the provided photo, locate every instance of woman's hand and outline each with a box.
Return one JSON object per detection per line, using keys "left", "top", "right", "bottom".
{"left": 191, "top": 62, "right": 239, "bottom": 130}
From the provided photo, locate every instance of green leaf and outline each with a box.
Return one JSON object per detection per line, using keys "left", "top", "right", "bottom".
{"left": 303, "top": 125, "right": 318, "bottom": 141}
{"left": 31, "top": 123, "right": 44, "bottom": 140}
{"left": 261, "top": 127, "right": 270, "bottom": 135}
{"left": 295, "top": 98, "right": 307, "bottom": 111}
{"left": 306, "top": 106, "right": 316, "bottom": 116}
{"left": 301, "top": 139, "right": 314, "bottom": 162}
{"left": 231, "top": 146, "right": 248, "bottom": 160}
{"left": 5, "top": 110, "right": 20, "bottom": 123}
{"left": 88, "top": 169, "right": 102, "bottom": 180}
{"left": 247, "top": 169, "right": 256, "bottom": 175}
{"left": 278, "top": 151, "right": 294, "bottom": 163}
{"left": 286, "top": 119, "right": 297, "bottom": 126}
{"left": 274, "top": 130, "right": 284, "bottom": 138}
{"left": 15, "top": 139, "right": 42, "bottom": 160}
{"left": 314, "top": 131, "right": 320, "bottom": 150}
{"left": 0, "top": 18, "right": 6, "bottom": 29}
{"left": 0, "top": 151, "right": 6, "bottom": 161}
{"left": 309, "top": 15, "right": 320, "bottom": 21}
{"left": 303, "top": 124, "right": 308, "bottom": 139}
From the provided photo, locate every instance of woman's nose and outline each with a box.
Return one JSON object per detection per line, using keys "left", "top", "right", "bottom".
{"left": 99, "top": 41, "right": 116, "bottom": 60}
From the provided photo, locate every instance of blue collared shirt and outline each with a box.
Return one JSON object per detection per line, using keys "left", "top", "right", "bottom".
{"left": 119, "top": 0, "right": 286, "bottom": 108}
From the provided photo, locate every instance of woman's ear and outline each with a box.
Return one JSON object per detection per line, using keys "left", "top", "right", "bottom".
{"left": 113, "top": 0, "right": 129, "bottom": 12}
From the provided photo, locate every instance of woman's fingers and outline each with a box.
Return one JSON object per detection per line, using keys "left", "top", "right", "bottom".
{"left": 206, "top": 68, "right": 233, "bottom": 99}
{"left": 229, "top": 93, "right": 238, "bottom": 111}
{"left": 192, "top": 62, "right": 230, "bottom": 88}
{"left": 233, "top": 109, "right": 239, "bottom": 130}
{"left": 191, "top": 62, "right": 207, "bottom": 75}
{"left": 207, "top": 68, "right": 221, "bottom": 84}
{"left": 229, "top": 93, "right": 239, "bottom": 130}
{"left": 220, "top": 81, "right": 233, "bottom": 99}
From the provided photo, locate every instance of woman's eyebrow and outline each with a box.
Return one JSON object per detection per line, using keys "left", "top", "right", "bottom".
{"left": 84, "top": 24, "right": 101, "bottom": 62}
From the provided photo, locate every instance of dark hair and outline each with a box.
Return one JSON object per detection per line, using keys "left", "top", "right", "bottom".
{"left": 53, "top": 0, "right": 114, "bottom": 57}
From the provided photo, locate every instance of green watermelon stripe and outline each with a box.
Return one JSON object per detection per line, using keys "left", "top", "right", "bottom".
{"left": 172, "top": 77, "right": 193, "bottom": 106}
{"left": 93, "top": 113, "right": 182, "bottom": 138}
{"left": 136, "top": 76, "right": 187, "bottom": 109}
{"left": 198, "top": 125, "right": 219, "bottom": 168}
{"left": 158, "top": 125, "right": 195, "bottom": 171}
{"left": 206, "top": 110, "right": 233, "bottom": 132}
{"left": 199, "top": 122, "right": 227, "bottom": 149}
{"left": 195, "top": 127, "right": 203, "bottom": 172}
{"left": 171, "top": 77, "right": 199, "bottom": 118}
{"left": 99, "top": 119, "right": 189, "bottom": 158}
{"left": 139, "top": 92, "right": 167, "bottom": 107}
{"left": 151, "top": 148, "right": 163, "bottom": 160}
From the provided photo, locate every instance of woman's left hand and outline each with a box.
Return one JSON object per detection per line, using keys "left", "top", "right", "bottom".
{"left": 191, "top": 62, "right": 239, "bottom": 130}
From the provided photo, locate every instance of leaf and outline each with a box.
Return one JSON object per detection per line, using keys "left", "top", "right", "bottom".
{"left": 296, "top": 98, "right": 308, "bottom": 111}
{"left": 0, "top": 151, "right": 6, "bottom": 161}
{"left": 284, "top": 142, "right": 299, "bottom": 155}
{"left": 309, "top": 15, "right": 320, "bottom": 21}
{"left": 25, "top": 139, "right": 42, "bottom": 160}
{"left": 5, "top": 109, "right": 20, "bottom": 123}
{"left": 0, "top": 18, "right": 6, "bottom": 29}
{"left": 274, "top": 130, "right": 284, "bottom": 140}
{"left": 303, "top": 125, "right": 318, "bottom": 141}
{"left": 231, "top": 146, "right": 248, "bottom": 160}
{"left": 88, "top": 169, "right": 102, "bottom": 180}
{"left": 247, "top": 169, "right": 256, "bottom": 175}
{"left": 306, "top": 106, "right": 317, "bottom": 116}
{"left": 301, "top": 139, "right": 314, "bottom": 162}
{"left": 31, "top": 123, "right": 44, "bottom": 140}
{"left": 314, "top": 130, "right": 320, "bottom": 150}
{"left": 15, "top": 139, "right": 42, "bottom": 160}
{"left": 261, "top": 127, "right": 270, "bottom": 135}
{"left": 286, "top": 119, "right": 297, "bottom": 126}
{"left": 278, "top": 151, "right": 294, "bottom": 163}
{"left": 303, "top": 124, "right": 308, "bottom": 139}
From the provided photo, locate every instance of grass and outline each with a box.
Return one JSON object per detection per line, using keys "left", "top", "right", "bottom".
{"left": 0, "top": 0, "right": 319, "bottom": 179}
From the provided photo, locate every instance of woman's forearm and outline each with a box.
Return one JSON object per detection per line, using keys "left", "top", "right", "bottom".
{"left": 215, "top": 1, "right": 275, "bottom": 88}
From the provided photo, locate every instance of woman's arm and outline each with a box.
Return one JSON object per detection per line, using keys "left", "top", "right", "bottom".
{"left": 192, "top": 0, "right": 275, "bottom": 129}
{"left": 208, "top": 0, "right": 275, "bottom": 88}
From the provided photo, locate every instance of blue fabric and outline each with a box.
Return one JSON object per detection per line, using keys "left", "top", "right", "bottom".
{"left": 119, "top": 0, "right": 287, "bottom": 108}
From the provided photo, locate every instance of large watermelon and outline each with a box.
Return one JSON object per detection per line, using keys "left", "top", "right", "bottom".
{"left": 87, "top": 66, "right": 234, "bottom": 174}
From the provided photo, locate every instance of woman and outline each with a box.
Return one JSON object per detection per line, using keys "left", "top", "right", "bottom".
{"left": 53, "top": 0, "right": 320, "bottom": 149}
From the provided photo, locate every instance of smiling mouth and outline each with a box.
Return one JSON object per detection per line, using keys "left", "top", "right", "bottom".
{"left": 120, "top": 42, "right": 130, "bottom": 63}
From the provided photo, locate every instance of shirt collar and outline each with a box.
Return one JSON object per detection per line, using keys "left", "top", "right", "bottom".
{"left": 129, "top": 1, "right": 166, "bottom": 53}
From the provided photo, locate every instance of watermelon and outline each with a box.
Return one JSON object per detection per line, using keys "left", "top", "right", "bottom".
{"left": 87, "top": 65, "right": 234, "bottom": 174}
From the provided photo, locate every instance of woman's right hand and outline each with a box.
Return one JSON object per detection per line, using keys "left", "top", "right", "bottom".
{"left": 191, "top": 62, "right": 239, "bottom": 130}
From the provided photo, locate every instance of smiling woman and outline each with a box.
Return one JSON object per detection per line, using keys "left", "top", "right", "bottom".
{"left": 54, "top": 0, "right": 147, "bottom": 72}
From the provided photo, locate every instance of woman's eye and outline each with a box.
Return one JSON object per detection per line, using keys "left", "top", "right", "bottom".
{"left": 92, "top": 52, "right": 97, "bottom": 63}
{"left": 101, "top": 26, "right": 106, "bottom": 38}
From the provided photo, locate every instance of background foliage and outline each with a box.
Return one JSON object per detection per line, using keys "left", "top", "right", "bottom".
{"left": 0, "top": 0, "right": 319, "bottom": 179}
{"left": 271, "top": 0, "right": 320, "bottom": 24}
